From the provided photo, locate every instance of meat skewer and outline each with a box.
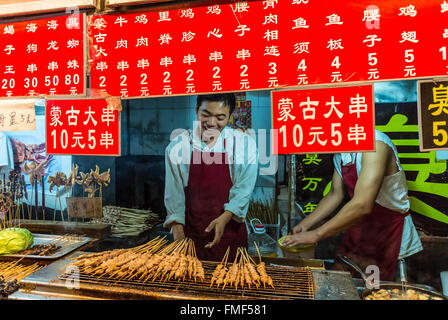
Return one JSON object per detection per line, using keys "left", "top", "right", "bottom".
{"left": 210, "top": 247, "right": 230, "bottom": 287}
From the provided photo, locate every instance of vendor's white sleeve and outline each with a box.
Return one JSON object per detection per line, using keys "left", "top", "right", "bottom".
{"left": 224, "top": 133, "right": 258, "bottom": 222}
{"left": 163, "top": 143, "right": 186, "bottom": 228}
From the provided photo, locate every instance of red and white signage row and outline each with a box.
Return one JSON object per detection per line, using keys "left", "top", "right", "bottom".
{"left": 1, "top": 1, "right": 447, "bottom": 98}
{"left": 0, "top": 14, "right": 86, "bottom": 98}
{"left": 88, "top": 0, "right": 448, "bottom": 98}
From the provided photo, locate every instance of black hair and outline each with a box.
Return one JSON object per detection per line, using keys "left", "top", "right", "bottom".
{"left": 196, "top": 93, "right": 237, "bottom": 115}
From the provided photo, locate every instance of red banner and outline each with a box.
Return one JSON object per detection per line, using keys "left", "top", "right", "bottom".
{"left": 0, "top": 14, "right": 86, "bottom": 98}
{"left": 46, "top": 99, "right": 120, "bottom": 156}
{"left": 271, "top": 85, "right": 375, "bottom": 154}
{"left": 88, "top": 0, "right": 448, "bottom": 98}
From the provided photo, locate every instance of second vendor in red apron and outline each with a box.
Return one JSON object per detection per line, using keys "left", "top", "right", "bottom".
{"left": 163, "top": 93, "right": 258, "bottom": 262}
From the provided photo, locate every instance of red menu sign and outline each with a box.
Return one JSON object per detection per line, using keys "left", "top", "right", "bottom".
{"left": 46, "top": 99, "right": 120, "bottom": 156}
{"left": 0, "top": 14, "right": 86, "bottom": 98}
{"left": 88, "top": 0, "right": 448, "bottom": 98}
{"left": 271, "top": 85, "right": 375, "bottom": 155}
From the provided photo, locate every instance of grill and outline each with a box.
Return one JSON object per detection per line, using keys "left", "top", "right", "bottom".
{"left": 59, "top": 261, "right": 315, "bottom": 300}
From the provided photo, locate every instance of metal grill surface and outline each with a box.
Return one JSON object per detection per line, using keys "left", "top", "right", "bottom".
{"left": 59, "top": 261, "right": 315, "bottom": 300}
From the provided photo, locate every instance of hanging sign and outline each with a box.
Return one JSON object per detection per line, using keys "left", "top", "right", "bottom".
{"left": 271, "top": 85, "right": 375, "bottom": 154}
{"left": 418, "top": 79, "right": 448, "bottom": 151}
{"left": 45, "top": 98, "right": 121, "bottom": 156}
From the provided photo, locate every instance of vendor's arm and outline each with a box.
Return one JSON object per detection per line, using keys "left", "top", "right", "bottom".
{"left": 284, "top": 141, "right": 390, "bottom": 247}
{"left": 163, "top": 141, "right": 187, "bottom": 241}
{"left": 292, "top": 169, "right": 346, "bottom": 233}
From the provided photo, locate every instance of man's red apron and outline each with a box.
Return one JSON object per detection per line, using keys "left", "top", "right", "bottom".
{"left": 333, "top": 154, "right": 406, "bottom": 281}
{"left": 184, "top": 139, "right": 248, "bottom": 262}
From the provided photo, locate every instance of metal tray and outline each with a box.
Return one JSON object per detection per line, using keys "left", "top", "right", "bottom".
{"left": 1, "top": 233, "right": 91, "bottom": 260}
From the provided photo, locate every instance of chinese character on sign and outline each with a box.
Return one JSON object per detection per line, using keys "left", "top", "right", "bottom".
{"left": 92, "top": 18, "right": 107, "bottom": 30}
{"left": 331, "top": 71, "right": 342, "bottom": 82}
{"left": 297, "top": 74, "right": 309, "bottom": 85}
{"left": 102, "top": 107, "right": 115, "bottom": 126}
{"left": 444, "top": 29, "right": 448, "bottom": 38}
{"left": 83, "top": 107, "right": 98, "bottom": 126}
{"left": 135, "top": 14, "right": 148, "bottom": 24}
{"left": 300, "top": 97, "right": 318, "bottom": 120}
{"left": 263, "top": 14, "right": 278, "bottom": 25}
{"left": 232, "top": 2, "right": 250, "bottom": 13}
{"left": 399, "top": 31, "right": 419, "bottom": 43}
{"left": 240, "top": 79, "right": 250, "bottom": 90}
{"left": 363, "top": 35, "right": 382, "bottom": 47}
{"left": 302, "top": 154, "right": 322, "bottom": 165}
{"left": 67, "top": 59, "right": 80, "bottom": 69}
{"left": 48, "top": 61, "right": 59, "bottom": 71}
{"left": 207, "top": 5, "right": 221, "bottom": 15}
{"left": 26, "top": 44, "right": 38, "bottom": 53}
{"left": 349, "top": 94, "right": 368, "bottom": 118}
{"left": 96, "top": 61, "right": 108, "bottom": 71}
{"left": 4, "top": 66, "right": 14, "bottom": 74}
{"left": 47, "top": 20, "right": 58, "bottom": 30}
{"left": 209, "top": 51, "right": 223, "bottom": 62}
{"left": 158, "top": 11, "right": 171, "bottom": 22}
{"left": 183, "top": 54, "right": 197, "bottom": 65}
{"left": 47, "top": 41, "right": 59, "bottom": 50}
{"left": 136, "top": 37, "right": 149, "bottom": 47}
{"left": 302, "top": 177, "right": 322, "bottom": 191}
{"left": 180, "top": 9, "right": 195, "bottom": 18}
{"left": 27, "top": 64, "right": 37, "bottom": 73}
{"left": 67, "top": 39, "right": 80, "bottom": 48}
{"left": 115, "top": 39, "right": 128, "bottom": 49}
{"left": 71, "top": 132, "right": 85, "bottom": 148}
{"left": 67, "top": 106, "right": 80, "bottom": 126}
{"left": 294, "top": 42, "right": 310, "bottom": 54}
{"left": 50, "top": 106, "right": 63, "bottom": 126}
{"left": 26, "top": 23, "right": 37, "bottom": 32}
{"left": 212, "top": 81, "right": 222, "bottom": 91}
{"left": 264, "top": 30, "right": 279, "bottom": 41}
{"left": 324, "top": 96, "right": 343, "bottom": 119}
{"left": 117, "top": 60, "right": 129, "bottom": 71}
{"left": 207, "top": 28, "right": 223, "bottom": 38}
{"left": 264, "top": 45, "right": 280, "bottom": 56}
{"left": 292, "top": 18, "right": 309, "bottom": 29}
{"left": 137, "top": 59, "right": 150, "bottom": 69}
{"left": 235, "top": 25, "right": 251, "bottom": 36}
{"left": 3, "top": 25, "right": 14, "bottom": 35}
{"left": 404, "top": 65, "right": 416, "bottom": 77}
{"left": 160, "top": 57, "right": 173, "bottom": 67}
{"left": 325, "top": 14, "right": 343, "bottom": 26}
{"left": 263, "top": 0, "right": 278, "bottom": 9}
{"left": 292, "top": 0, "right": 309, "bottom": 4}
{"left": 308, "top": 127, "right": 327, "bottom": 146}
{"left": 363, "top": 8, "right": 381, "bottom": 22}
{"left": 427, "top": 84, "right": 448, "bottom": 116}
{"left": 94, "top": 33, "right": 107, "bottom": 43}
{"left": 268, "top": 77, "right": 279, "bottom": 88}
{"left": 368, "top": 68, "right": 380, "bottom": 80}
{"left": 347, "top": 125, "right": 366, "bottom": 145}
{"left": 66, "top": 17, "right": 80, "bottom": 29}
{"left": 115, "top": 16, "right": 128, "bottom": 27}
{"left": 399, "top": 5, "right": 417, "bottom": 17}
{"left": 100, "top": 132, "right": 114, "bottom": 149}
{"left": 4, "top": 45, "right": 15, "bottom": 55}
{"left": 303, "top": 202, "right": 318, "bottom": 214}
{"left": 327, "top": 39, "right": 344, "bottom": 50}
{"left": 277, "top": 98, "right": 295, "bottom": 122}
{"left": 181, "top": 31, "right": 196, "bottom": 42}
{"left": 236, "top": 49, "right": 251, "bottom": 60}
{"left": 159, "top": 33, "right": 173, "bottom": 45}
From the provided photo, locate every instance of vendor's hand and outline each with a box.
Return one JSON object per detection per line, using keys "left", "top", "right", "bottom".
{"left": 204, "top": 211, "right": 233, "bottom": 249}
{"left": 281, "top": 230, "right": 319, "bottom": 248}
{"left": 171, "top": 223, "right": 185, "bottom": 241}
{"left": 291, "top": 222, "right": 309, "bottom": 235}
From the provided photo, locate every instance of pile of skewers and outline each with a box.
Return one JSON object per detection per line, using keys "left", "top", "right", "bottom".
{"left": 0, "top": 260, "right": 42, "bottom": 299}
{"left": 210, "top": 245, "right": 274, "bottom": 290}
{"left": 91, "top": 206, "right": 161, "bottom": 237}
{"left": 16, "top": 234, "right": 82, "bottom": 256}
{"left": 246, "top": 200, "right": 279, "bottom": 226}
{"left": 71, "top": 237, "right": 205, "bottom": 283}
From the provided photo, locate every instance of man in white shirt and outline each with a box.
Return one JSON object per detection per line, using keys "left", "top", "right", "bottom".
{"left": 282, "top": 130, "right": 422, "bottom": 281}
{"left": 164, "top": 93, "right": 258, "bottom": 261}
